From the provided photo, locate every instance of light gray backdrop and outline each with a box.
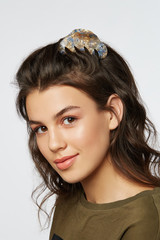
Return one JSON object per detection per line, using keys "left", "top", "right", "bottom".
{"left": 0, "top": 0, "right": 160, "bottom": 239}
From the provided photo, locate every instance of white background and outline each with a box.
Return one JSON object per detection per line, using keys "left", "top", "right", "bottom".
{"left": 0, "top": 0, "right": 160, "bottom": 239}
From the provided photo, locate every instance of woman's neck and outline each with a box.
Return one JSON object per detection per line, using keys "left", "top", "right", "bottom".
{"left": 81, "top": 154, "right": 154, "bottom": 204}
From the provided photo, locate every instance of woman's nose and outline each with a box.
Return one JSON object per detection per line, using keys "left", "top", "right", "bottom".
{"left": 48, "top": 129, "right": 66, "bottom": 152}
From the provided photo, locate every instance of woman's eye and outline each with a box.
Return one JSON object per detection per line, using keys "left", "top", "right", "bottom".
{"left": 34, "top": 126, "right": 47, "bottom": 134}
{"left": 63, "top": 117, "right": 76, "bottom": 125}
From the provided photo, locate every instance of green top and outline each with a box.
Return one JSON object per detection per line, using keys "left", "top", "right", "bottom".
{"left": 49, "top": 187, "right": 160, "bottom": 240}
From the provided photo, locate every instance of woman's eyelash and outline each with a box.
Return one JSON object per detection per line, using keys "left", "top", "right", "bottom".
{"left": 32, "top": 126, "right": 40, "bottom": 133}
{"left": 61, "top": 116, "right": 78, "bottom": 125}
{"left": 32, "top": 126, "right": 47, "bottom": 133}
{"left": 31, "top": 116, "right": 78, "bottom": 133}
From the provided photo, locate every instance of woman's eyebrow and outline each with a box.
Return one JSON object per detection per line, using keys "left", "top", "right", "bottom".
{"left": 28, "top": 120, "right": 42, "bottom": 125}
{"left": 28, "top": 105, "right": 80, "bottom": 125}
{"left": 53, "top": 105, "right": 80, "bottom": 120}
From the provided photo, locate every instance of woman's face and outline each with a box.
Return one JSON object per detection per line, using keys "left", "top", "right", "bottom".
{"left": 26, "top": 85, "right": 111, "bottom": 184}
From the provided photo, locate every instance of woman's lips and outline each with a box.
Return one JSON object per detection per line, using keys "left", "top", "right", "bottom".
{"left": 54, "top": 154, "right": 79, "bottom": 170}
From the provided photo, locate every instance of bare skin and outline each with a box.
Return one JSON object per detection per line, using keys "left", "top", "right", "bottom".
{"left": 81, "top": 155, "right": 154, "bottom": 203}
{"left": 26, "top": 85, "right": 154, "bottom": 204}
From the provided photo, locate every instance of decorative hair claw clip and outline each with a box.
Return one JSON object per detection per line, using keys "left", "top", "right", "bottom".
{"left": 59, "top": 29, "right": 108, "bottom": 59}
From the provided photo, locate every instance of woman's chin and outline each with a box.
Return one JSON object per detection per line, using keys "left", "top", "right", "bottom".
{"left": 60, "top": 173, "right": 84, "bottom": 184}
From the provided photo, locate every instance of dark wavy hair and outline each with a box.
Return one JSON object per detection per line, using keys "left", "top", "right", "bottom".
{"left": 15, "top": 39, "right": 160, "bottom": 228}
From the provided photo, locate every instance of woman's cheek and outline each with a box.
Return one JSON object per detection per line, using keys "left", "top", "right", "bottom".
{"left": 37, "top": 137, "right": 48, "bottom": 157}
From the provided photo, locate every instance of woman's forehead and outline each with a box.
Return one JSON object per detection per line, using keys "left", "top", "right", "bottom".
{"left": 26, "top": 85, "right": 99, "bottom": 118}
{"left": 26, "top": 85, "right": 92, "bottom": 104}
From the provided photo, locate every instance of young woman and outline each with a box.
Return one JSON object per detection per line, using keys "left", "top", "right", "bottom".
{"left": 16, "top": 29, "right": 160, "bottom": 240}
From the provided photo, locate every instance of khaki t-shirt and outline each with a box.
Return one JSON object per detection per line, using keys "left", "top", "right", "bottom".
{"left": 49, "top": 187, "right": 160, "bottom": 240}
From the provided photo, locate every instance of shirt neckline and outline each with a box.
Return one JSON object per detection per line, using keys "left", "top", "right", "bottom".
{"left": 80, "top": 187, "right": 160, "bottom": 210}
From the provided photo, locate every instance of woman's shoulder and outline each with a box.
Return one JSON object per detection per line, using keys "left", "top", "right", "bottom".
{"left": 130, "top": 187, "right": 160, "bottom": 218}
{"left": 126, "top": 186, "right": 160, "bottom": 209}
{"left": 112, "top": 187, "right": 160, "bottom": 219}
{"left": 54, "top": 192, "right": 81, "bottom": 213}
{"left": 120, "top": 187, "right": 160, "bottom": 240}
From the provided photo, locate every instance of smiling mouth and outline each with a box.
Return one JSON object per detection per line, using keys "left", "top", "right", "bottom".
{"left": 54, "top": 154, "right": 79, "bottom": 170}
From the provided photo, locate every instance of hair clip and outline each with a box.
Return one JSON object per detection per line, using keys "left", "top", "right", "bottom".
{"left": 59, "top": 29, "right": 108, "bottom": 59}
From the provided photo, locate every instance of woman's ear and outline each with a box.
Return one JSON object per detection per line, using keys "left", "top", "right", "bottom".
{"left": 106, "top": 94, "right": 123, "bottom": 130}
